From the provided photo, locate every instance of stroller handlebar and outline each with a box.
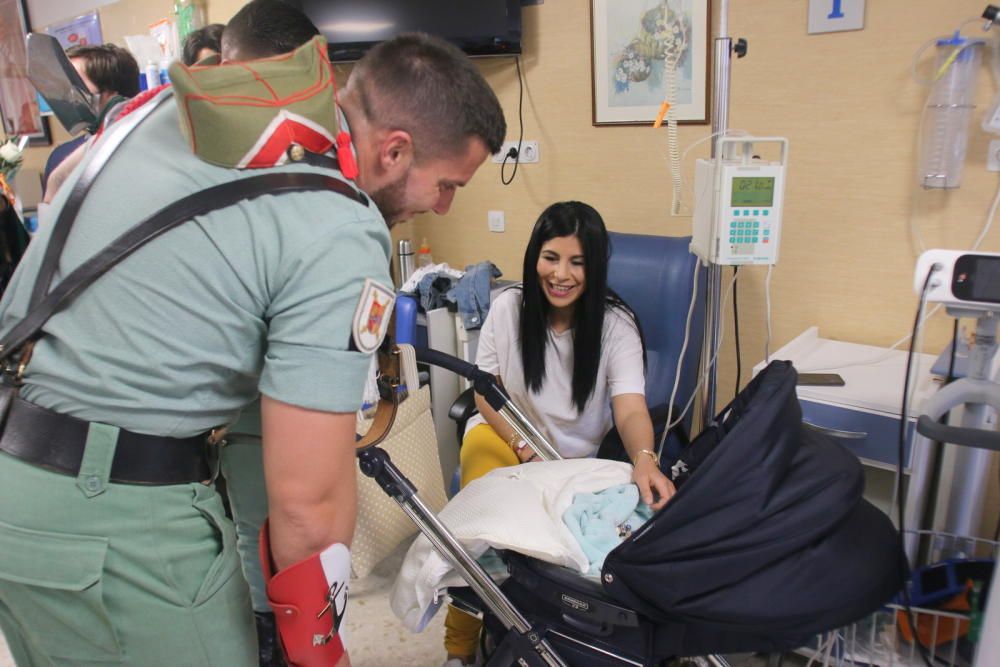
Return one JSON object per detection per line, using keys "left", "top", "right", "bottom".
{"left": 413, "top": 346, "right": 562, "bottom": 461}
{"left": 414, "top": 346, "right": 508, "bottom": 412}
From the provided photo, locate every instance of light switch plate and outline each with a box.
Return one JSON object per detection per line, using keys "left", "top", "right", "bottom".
{"left": 488, "top": 210, "right": 505, "bottom": 232}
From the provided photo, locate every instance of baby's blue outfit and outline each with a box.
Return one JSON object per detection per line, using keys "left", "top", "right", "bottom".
{"left": 563, "top": 484, "right": 654, "bottom": 575}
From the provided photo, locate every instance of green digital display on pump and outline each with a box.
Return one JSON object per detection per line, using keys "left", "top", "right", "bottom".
{"left": 731, "top": 177, "right": 775, "bottom": 207}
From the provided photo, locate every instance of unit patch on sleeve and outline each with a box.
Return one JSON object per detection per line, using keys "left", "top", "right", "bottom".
{"left": 352, "top": 279, "right": 395, "bottom": 354}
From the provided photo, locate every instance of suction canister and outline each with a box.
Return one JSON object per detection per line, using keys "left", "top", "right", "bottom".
{"left": 919, "top": 33, "right": 983, "bottom": 189}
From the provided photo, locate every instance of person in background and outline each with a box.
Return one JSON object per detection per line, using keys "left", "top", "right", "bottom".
{"left": 182, "top": 23, "right": 225, "bottom": 65}
{"left": 42, "top": 43, "right": 139, "bottom": 197}
{"left": 442, "top": 201, "right": 676, "bottom": 667}
{"left": 0, "top": 0, "right": 505, "bottom": 665}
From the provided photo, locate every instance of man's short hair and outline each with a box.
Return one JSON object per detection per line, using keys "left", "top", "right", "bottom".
{"left": 222, "top": 0, "right": 320, "bottom": 61}
{"left": 349, "top": 33, "right": 506, "bottom": 160}
{"left": 182, "top": 23, "right": 225, "bottom": 66}
{"left": 66, "top": 44, "right": 140, "bottom": 98}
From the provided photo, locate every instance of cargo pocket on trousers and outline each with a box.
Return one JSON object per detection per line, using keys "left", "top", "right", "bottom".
{"left": 190, "top": 484, "right": 242, "bottom": 607}
{"left": 0, "top": 520, "right": 122, "bottom": 662}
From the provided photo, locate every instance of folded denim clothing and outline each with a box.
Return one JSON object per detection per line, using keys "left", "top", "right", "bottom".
{"left": 446, "top": 260, "right": 502, "bottom": 330}
{"left": 400, "top": 262, "right": 463, "bottom": 295}
{"left": 418, "top": 272, "right": 459, "bottom": 311}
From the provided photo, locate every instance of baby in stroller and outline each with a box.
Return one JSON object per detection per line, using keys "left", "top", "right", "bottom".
{"left": 379, "top": 202, "right": 902, "bottom": 665}
{"left": 388, "top": 358, "right": 903, "bottom": 666}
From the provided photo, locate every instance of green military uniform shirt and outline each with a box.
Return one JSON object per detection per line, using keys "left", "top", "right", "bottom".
{"left": 0, "top": 91, "right": 392, "bottom": 434}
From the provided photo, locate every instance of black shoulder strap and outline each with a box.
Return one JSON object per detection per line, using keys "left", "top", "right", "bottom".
{"left": 29, "top": 88, "right": 173, "bottom": 311}
{"left": 0, "top": 171, "right": 366, "bottom": 362}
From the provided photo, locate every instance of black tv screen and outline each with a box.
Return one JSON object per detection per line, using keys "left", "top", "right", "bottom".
{"left": 295, "top": 0, "right": 522, "bottom": 62}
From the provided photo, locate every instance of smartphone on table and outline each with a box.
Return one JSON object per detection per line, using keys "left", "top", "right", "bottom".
{"left": 796, "top": 373, "right": 845, "bottom": 387}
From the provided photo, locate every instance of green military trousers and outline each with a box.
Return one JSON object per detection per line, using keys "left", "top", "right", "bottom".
{"left": 0, "top": 423, "right": 257, "bottom": 666}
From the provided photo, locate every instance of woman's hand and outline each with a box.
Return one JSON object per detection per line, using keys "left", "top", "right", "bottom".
{"left": 511, "top": 439, "right": 540, "bottom": 463}
{"left": 631, "top": 455, "right": 675, "bottom": 511}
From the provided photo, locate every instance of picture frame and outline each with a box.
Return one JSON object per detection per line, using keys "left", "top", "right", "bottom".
{"left": 45, "top": 10, "right": 103, "bottom": 49}
{"left": 591, "top": 0, "right": 711, "bottom": 126}
{"left": 0, "top": 0, "right": 46, "bottom": 141}
{"left": 27, "top": 115, "right": 51, "bottom": 147}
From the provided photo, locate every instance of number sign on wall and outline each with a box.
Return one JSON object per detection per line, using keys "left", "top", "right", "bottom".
{"left": 808, "top": 0, "right": 865, "bottom": 35}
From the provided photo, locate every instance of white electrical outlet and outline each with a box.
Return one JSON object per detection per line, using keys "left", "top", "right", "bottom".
{"left": 989, "top": 140, "right": 1000, "bottom": 172}
{"left": 488, "top": 210, "right": 505, "bottom": 232}
{"left": 491, "top": 140, "right": 539, "bottom": 164}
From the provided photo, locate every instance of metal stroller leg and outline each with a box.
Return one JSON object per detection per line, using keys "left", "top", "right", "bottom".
{"left": 357, "top": 446, "right": 569, "bottom": 667}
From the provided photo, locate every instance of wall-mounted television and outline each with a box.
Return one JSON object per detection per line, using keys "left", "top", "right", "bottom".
{"left": 294, "top": 0, "right": 522, "bottom": 62}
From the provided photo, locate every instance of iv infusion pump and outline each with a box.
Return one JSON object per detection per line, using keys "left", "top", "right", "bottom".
{"left": 691, "top": 136, "right": 789, "bottom": 266}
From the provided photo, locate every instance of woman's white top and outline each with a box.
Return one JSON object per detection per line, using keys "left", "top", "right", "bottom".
{"left": 466, "top": 288, "right": 645, "bottom": 458}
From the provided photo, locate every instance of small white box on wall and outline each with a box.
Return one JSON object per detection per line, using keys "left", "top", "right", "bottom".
{"left": 808, "top": 0, "right": 866, "bottom": 34}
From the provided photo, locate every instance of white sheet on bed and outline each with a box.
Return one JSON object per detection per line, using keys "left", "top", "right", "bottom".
{"left": 389, "top": 458, "right": 634, "bottom": 632}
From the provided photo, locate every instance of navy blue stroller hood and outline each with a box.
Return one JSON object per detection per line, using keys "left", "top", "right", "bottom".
{"left": 602, "top": 361, "right": 904, "bottom": 654}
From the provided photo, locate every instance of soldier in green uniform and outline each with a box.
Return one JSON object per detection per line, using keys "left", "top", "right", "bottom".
{"left": 0, "top": 2, "right": 505, "bottom": 665}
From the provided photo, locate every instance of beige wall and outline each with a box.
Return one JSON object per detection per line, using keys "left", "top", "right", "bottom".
{"left": 408, "top": 0, "right": 1000, "bottom": 534}
{"left": 17, "top": 1, "right": 999, "bottom": 531}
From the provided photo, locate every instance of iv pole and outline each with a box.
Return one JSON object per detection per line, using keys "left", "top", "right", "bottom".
{"left": 700, "top": 0, "right": 733, "bottom": 425}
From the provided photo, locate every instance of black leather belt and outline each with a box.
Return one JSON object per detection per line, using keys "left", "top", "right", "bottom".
{"left": 0, "top": 397, "right": 216, "bottom": 485}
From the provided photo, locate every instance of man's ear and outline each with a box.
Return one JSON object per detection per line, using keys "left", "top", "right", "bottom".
{"left": 377, "top": 130, "right": 414, "bottom": 177}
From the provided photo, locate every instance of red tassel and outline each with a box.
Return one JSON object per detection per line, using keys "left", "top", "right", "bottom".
{"left": 336, "top": 131, "right": 358, "bottom": 180}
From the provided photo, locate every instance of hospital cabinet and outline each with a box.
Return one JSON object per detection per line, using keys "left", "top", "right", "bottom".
{"left": 754, "top": 327, "right": 940, "bottom": 522}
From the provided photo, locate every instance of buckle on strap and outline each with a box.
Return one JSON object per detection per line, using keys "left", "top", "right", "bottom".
{"left": 204, "top": 426, "right": 229, "bottom": 482}
{"left": 0, "top": 340, "right": 36, "bottom": 388}
{"left": 315, "top": 580, "right": 348, "bottom": 646}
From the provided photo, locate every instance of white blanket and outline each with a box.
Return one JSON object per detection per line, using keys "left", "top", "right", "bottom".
{"left": 389, "top": 458, "right": 633, "bottom": 632}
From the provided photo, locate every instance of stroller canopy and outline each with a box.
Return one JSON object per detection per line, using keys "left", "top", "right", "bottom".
{"left": 603, "top": 361, "right": 903, "bottom": 653}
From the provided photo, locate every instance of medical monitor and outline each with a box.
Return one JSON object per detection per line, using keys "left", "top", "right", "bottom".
{"left": 294, "top": 0, "right": 522, "bottom": 62}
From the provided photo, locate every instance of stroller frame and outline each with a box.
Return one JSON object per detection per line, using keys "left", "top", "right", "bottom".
{"left": 357, "top": 347, "right": 730, "bottom": 667}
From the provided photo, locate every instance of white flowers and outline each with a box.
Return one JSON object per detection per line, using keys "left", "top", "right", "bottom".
{"left": 0, "top": 141, "right": 20, "bottom": 163}
{"left": 0, "top": 139, "right": 22, "bottom": 179}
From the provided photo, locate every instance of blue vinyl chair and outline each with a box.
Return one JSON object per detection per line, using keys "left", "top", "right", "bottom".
{"left": 605, "top": 232, "right": 706, "bottom": 456}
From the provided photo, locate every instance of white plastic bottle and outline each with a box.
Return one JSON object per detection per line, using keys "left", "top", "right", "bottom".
{"left": 417, "top": 238, "right": 434, "bottom": 267}
{"left": 144, "top": 61, "right": 160, "bottom": 91}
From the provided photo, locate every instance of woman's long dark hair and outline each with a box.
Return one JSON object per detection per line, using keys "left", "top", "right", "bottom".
{"left": 519, "top": 201, "right": 644, "bottom": 413}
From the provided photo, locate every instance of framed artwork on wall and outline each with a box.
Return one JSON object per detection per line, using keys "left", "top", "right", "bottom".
{"left": 45, "top": 10, "right": 103, "bottom": 49}
{"left": 591, "top": 0, "right": 711, "bottom": 126}
{"left": 27, "top": 115, "right": 50, "bottom": 147}
{"left": 0, "top": 0, "right": 48, "bottom": 143}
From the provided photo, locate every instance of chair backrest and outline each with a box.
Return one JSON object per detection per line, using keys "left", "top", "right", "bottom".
{"left": 607, "top": 232, "right": 705, "bottom": 432}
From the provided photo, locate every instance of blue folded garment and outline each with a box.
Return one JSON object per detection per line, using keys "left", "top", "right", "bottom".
{"left": 417, "top": 272, "right": 458, "bottom": 311}
{"left": 445, "top": 261, "right": 502, "bottom": 330}
{"left": 563, "top": 484, "right": 653, "bottom": 575}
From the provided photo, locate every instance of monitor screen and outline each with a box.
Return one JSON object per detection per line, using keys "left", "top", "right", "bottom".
{"left": 294, "top": 0, "right": 522, "bottom": 62}
{"left": 730, "top": 177, "right": 775, "bottom": 208}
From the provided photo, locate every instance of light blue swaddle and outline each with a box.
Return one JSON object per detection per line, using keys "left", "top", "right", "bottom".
{"left": 562, "top": 484, "right": 654, "bottom": 575}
